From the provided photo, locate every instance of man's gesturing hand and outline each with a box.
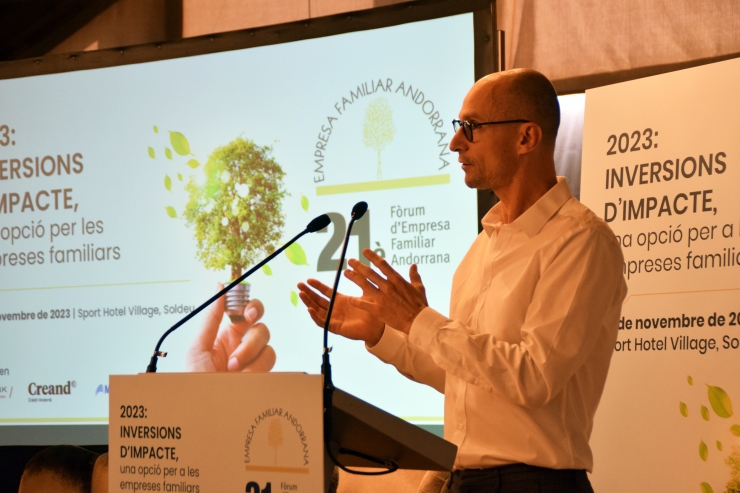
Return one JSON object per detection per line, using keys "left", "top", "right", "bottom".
{"left": 344, "top": 248, "right": 428, "bottom": 334}
{"left": 297, "top": 278, "right": 385, "bottom": 346}
{"left": 186, "top": 283, "right": 276, "bottom": 372}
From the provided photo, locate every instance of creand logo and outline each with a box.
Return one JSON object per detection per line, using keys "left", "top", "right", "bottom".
{"left": 95, "top": 384, "right": 109, "bottom": 396}
{"left": 28, "top": 380, "right": 76, "bottom": 395}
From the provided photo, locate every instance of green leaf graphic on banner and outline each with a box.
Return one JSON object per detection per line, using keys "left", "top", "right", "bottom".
{"left": 301, "top": 195, "right": 309, "bottom": 211}
{"left": 717, "top": 441, "right": 723, "bottom": 451}
{"left": 186, "top": 159, "right": 200, "bottom": 169}
{"left": 285, "top": 242, "right": 308, "bottom": 266}
{"left": 290, "top": 291, "right": 298, "bottom": 307}
{"left": 701, "top": 405, "right": 710, "bottom": 421}
{"left": 169, "top": 131, "right": 192, "bottom": 156}
{"left": 153, "top": 125, "right": 159, "bottom": 133}
{"left": 680, "top": 402, "right": 689, "bottom": 417}
{"left": 688, "top": 375, "right": 694, "bottom": 385}
{"left": 700, "top": 482, "right": 714, "bottom": 493}
{"left": 165, "top": 147, "right": 173, "bottom": 160}
{"left": 262, "top": 265, "right": 272, "bottom": 276}
{"left": 730, "top": 425, "right": 740, "bottom": 436}
{"left": 165, "top": 206, "right": 177, "bottom": 218}
{"left": 148, "top": 147, "right": 155, "bottom": 159}
{"left": 700, "top": 440, "right": 708, "bottom": 461}
{"left": 164, "top": 175, "right": 172, "bottom": 192}
{"left": 708, "top": 385, "right": 733, "bottom": 418}
{"left": 177, "top": 173, "right": 183, "bottom": 181}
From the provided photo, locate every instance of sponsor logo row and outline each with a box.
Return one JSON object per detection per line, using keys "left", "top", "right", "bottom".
{"left": 0, "top": 381, "right": 110, "bottom": 401}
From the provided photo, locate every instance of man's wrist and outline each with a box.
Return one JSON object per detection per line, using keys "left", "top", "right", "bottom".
{"left": 365, "top": 323, "right": 385, "bottom": 348}
{"left": 399, "top": 306, "right": 426, "bottom": 335}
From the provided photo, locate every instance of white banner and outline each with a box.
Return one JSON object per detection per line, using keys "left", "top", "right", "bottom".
{"left": 582, "top": 58, "right": 740, "bottom": 492}
{"left": 109, "top": 373, "right": 324, "bottom": 492}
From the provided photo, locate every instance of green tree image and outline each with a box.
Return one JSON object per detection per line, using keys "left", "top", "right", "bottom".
{"left": 183, "top": 137, "right": 286, "bottom": 281}
{"left": 363, "top": 97, "right": 395, "bottom": 179}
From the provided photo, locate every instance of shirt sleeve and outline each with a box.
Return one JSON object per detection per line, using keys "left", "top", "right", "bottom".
{"left": 366, "top": 325, "right": 446, "bottom": 394}
{"left": 408, "top": 227, "right": 627, "bottom": 408}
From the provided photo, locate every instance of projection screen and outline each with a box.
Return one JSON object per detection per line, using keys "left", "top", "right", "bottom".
{"left": 0, "top": 0, "right": 494, "bottom": 444}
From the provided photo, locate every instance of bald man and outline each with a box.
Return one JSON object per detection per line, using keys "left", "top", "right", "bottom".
{"left": 299, "top": 69, "right": 626, "bottom": 493}
{"left": 18, "top": 445, "right": 98, "bottom": 493}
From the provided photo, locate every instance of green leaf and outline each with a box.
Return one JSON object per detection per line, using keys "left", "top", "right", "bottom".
{"left": 165, "top": 206, "right": 177, "bottom": 218}
{"left": 164, "top": 175, "right": 172, "bottom": 192}
{"left": 186, "top": 159, "right": 200, "bottom": 169}
{"left": 165, "top": 147, "right": 173, "bottom": 160}
{"left": 285, "top": 242, "right": 309, "bottom": 266}
{"left": 290, "top": 291, "right": 298, "bottom": 307}
{"left": 717, "top": 440, "right": 723, "bottom": 451}
{"left": 169, "top": 131, "right": 192, "bottom": 156}
{"left": 699, "top": 440, "right": 708, "bottom": 461}
{"left": 262, "top": 264, "right": 272, "bottom": 276}
{"left": 700, "top": 482, "right": 714, "bottom": 493}
{"left": 177, "top": 173, "right": 183, "bottom": 181}
{"left": 680, "top": 402, "right": 689, "bottom": 417}
{"left": 701, "top": 405, "right": 710, "bottom": 421}
{"left": 688, "top": 375, "right": 694, "bottom": 385}
{"left": 148, "top": 146, "right": 156, "bottom": 159}
{"left": 153, "top": 125, "right": 159, "bottom": 133}
{"left": 708, "top": 385, "right": 733, "bottom": 418}
{"left": 301, "top": 195, "right": 309, "bottom": 212}
{"left": 730, "top": 425, "right": 740, "bottom": 436}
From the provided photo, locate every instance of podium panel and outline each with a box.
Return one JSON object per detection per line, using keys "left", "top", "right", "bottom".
{"left": 331, "top": 388, "right": 456, "bottom": 471}
{"left": 109, "top": 373, "right": 324, "bottom": 492}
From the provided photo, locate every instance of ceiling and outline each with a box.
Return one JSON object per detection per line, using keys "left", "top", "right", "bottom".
{"left": 0, "top": 0, "right": 119, "bottom": 60}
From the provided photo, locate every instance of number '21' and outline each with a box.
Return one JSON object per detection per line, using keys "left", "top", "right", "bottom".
{"left": 317, "top": 212, "right": 370, "bottom": 272}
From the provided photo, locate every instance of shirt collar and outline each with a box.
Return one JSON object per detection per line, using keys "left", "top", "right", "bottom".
{"left": 481, "top": 177, "right": 573, "bottom": 238}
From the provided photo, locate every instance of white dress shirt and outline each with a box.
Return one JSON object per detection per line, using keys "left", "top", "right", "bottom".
{"left": 368, "top": 177, "right": 627, "bottom": 471}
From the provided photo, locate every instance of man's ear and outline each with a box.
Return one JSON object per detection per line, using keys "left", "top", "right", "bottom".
{"left": 517, "top": 123, "right": 543, "bottom": 155}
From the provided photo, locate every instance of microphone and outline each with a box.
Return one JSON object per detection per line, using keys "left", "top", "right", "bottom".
{"left": 320, "top": 201, "right": 398, "bottom": 475}
{"left": 145, "top": 213, "right": 331, "bottom": 373}
{"left": 321, "top": 201, "right": 367, "bottom": 385}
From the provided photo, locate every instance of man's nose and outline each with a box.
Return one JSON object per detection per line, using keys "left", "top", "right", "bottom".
{"left": 450, "top": 126, "right": 466, "bottom": 153}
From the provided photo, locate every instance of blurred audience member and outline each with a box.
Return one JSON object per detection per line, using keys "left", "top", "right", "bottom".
{"left": 18, "top": 445, "right": 98, "bottom": 493}
{"left": 91, "top": 453, "right": 108, "bottom": 493}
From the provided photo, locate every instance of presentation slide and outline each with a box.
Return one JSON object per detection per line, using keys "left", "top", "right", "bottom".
{"left": 581, "top": 58, "right": 740, "bottom": 491}
{"left": 0, "top": 13, "right": 477, "bottom": 429}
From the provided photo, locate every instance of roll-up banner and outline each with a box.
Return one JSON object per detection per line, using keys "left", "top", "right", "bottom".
{"left": 582, "top": 57, "right": 740, "bottom": 492}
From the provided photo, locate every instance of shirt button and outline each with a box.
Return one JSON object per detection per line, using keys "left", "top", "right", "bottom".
{"left": 458, "top": 423, "right": 464, "bottom": 430}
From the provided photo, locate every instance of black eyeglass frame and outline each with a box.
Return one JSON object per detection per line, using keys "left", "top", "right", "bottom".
{"left": 452, "top": 119, "right": 531, "bottom": 142}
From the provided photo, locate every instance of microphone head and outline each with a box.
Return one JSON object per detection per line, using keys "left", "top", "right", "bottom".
{"left": 352, "top": 201, "right": 368, "bottom": 220}
{"left": 307, "top": 214, "right": 331, "bottom": 233}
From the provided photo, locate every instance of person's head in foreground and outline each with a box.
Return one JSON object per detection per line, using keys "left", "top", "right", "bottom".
{"left": 91, "top": 453, "right": 109, "bottom": 493}
{"left": 18, "top": 445, "right": 99, "bottom": 493}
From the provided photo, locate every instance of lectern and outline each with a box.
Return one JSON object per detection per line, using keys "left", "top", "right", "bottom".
{"left": 109, "top": 373, "right": 456, "bottom": 492}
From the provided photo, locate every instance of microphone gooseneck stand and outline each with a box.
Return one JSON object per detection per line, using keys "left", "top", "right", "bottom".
{"left": 321, "top": 201, "right": 398, "bottom": 475}
{"left": 145, "top": 214, "right": 331, "bottom": 373}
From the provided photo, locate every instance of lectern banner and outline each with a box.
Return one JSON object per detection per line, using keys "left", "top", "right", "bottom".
{"left": 581, "top": 58, "right": 740, "bottom": 492}
{"left": 109, "top": 373, "right": 324, "bottom": 492}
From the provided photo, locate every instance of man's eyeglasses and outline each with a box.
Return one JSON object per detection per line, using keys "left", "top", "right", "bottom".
{"left": 452, "top": 119, "right": 531, "bottom": 142}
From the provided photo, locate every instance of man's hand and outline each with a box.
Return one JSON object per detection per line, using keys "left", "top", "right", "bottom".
{"left": 344, "top": 248, "right": 428, "bottom": 334}
{"left": 297, "top": 278, "right": 385, "bottom": 346}
{"left": 186, "top": 283, "right": 276, "bottom": 372}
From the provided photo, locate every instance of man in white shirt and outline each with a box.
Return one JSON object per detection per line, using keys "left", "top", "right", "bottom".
{"left": 298, "top": 68, "right": 626, "bottom": 493}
